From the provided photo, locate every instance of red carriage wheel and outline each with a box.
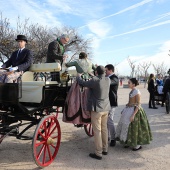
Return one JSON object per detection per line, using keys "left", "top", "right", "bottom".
{"left": 84, "top": 123, "right": 94, "bottom": 137}
{"left": 32, "top": 115, "right": 61, "bottom": 168}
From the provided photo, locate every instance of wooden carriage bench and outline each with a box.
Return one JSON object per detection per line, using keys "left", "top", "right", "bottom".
{"left": 20, "top": 63, "right": 61, "bottom": 103}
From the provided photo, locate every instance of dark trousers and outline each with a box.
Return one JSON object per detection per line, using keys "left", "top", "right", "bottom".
{"left": 149, "top": 90, "right": 156, "bottom": 107}
{"left": 51, "top": 72, "right": 60, "bottom": 82}
{"left": 162, "top": 93, "right": 166, "bottom": 105}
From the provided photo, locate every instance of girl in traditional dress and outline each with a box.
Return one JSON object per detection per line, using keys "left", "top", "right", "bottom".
{"left": 116, "top": 78, "right": 152, "bottom": 151}
{"left": 62, "top": 52, "right": 95, "bottom": 125}
{"left": 65, "top": 52, "right": 95, "bottom": 79}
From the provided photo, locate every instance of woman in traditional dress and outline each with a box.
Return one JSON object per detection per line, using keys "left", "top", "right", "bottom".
{"left": 116, "top": 78, "right": 152, "bottom": 151}
{"left": 65, "top": 52, "right": 95, "bottom": 79}
{"left": 62, "top": 52, "right": 96, "bottom": 126}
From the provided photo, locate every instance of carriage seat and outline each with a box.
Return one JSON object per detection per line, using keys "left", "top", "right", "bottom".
{"left": 19, "top": 63, "right": 61, "bottom": 103}
{"left": 29, "top": 63, "right": 61, "bottom": 72}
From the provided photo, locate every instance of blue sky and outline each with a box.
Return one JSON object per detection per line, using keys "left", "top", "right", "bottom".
{"left": 0, "top": 0, "right": 170, "bottom": 75}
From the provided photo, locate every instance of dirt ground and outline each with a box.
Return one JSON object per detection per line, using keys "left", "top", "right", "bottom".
{"left": 0, "top": 83, "right": 170, "bottom": 170}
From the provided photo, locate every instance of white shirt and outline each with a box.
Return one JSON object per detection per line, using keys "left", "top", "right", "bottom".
{"left": 17, "top": 47, "right": 25, "bottom": 58}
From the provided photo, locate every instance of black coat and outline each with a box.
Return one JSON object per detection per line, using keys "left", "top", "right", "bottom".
{"left": 2, "top": 48, "right": 33, "bottom": 72}
{"left": 109, "top": 74, "right": 119, "bottom": 107}
{"left": 163, "top": 78, "right": 170, "bottom": 93}
{"left": 46, "top": 39, "right": 65, "bottom": 64}
{"left": 148, "top": 79, "right": 155, "bottom": 92}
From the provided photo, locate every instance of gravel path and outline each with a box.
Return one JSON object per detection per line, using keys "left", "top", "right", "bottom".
{"left": 0, "top": 83, "right": 170, "bottom": 170}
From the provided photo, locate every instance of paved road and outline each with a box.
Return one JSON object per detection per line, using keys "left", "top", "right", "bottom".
{"left": 0, "top": 83, "right": 170, "bottom": 170}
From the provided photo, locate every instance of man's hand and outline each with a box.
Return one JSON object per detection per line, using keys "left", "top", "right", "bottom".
{"left": 63, "top": 54, "right": 68, "bottom": 61}
{"left": 9, "top": 66, "right": 18, "bottom": 72}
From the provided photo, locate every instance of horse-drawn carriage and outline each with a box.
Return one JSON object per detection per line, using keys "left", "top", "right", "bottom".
{"left": 0, "top": 63, "right": 93, "bottom": 168}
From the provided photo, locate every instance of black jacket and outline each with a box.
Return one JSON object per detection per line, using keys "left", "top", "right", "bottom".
{"left": 46, "top": 39, "right": 65, "bottom": 64}
{"left": 2, "top": 48, "right": 33, "bottom": 72}
{"left": 109, "top": 74, "right": 119, "bottom": 107}
{"left": 148, "top": 79, "right": 155, "bottom": 92}
{"left": 163, "top": 78, "right": 170, "bottom": 94}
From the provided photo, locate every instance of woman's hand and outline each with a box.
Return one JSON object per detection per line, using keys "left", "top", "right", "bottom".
{"left": 130, "top": 114, "right": 135, "bottom": 122}
{"left": 77, "top": 73, "right": 82, "bottom": 77}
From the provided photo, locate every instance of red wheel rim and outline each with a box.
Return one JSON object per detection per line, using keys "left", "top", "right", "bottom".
{"left": 84, "top": 124, "right": 94, "bottom": 137}
{"left": 32, "top": 115, "right": 61, "bottom": 168}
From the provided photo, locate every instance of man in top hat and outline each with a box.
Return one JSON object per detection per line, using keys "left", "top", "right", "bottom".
{"left": 76, "top": 65, "right": 110, "bottom": 160}
{"left": 46, "top": 34, "right": 69, "bottom": 82}
{"left": 0, "top": 35, "right": 33, "bottom": 83}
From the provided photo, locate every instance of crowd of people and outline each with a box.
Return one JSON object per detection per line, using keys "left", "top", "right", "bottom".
{"left": 148, "top": 73, "right": 170, "bottom": 109}
{"left": 1, "top": 33, "right": 162, "bottom": 161}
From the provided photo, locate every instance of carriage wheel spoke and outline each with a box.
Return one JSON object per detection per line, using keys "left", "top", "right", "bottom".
{"left": 37, "top": 144, "right": 45, "bottom": 159}
{"left": 47, "top": 145, "right": 52, "bottom": 160}
{"left": 47, "top": 120, "right": 55, "bottom": 136}
{"left": 50, "top": 143, "right": 56, "bottom": 149}
{"left": 49, "top": 125, "right": 57, "bottom": 136}
{"left": 43, "top": 121, "right": 48, "bottom": 136}
{"left": 35, "top": 140, "right": 45, "bottom": 147}
{"left": 51, "top": 135, "right": 58, "bottom": 139}
{"left": 38, "top": 131, "right": 45, "bottom": 139}
{"left": 43, "top": 145, "right": 47, "bottom": 164}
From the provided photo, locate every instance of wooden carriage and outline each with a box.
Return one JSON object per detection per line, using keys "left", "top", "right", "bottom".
{"left": 0, "top": 63, "right": 93, "bottom": 168}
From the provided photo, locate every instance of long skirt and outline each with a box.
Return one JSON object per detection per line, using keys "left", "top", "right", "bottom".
{"left": 62, "top": 81, "right": 91, "bottom": 124}
{"left": 116, "top": 106, "right": 152, "bottom": 147}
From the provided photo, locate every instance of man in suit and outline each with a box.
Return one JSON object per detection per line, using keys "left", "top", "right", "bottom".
{"left": 77, "top": 65, "right": 110, "bottom": 160}
{"left": 105, "top": 64, "right": 119, "bottom": 147}
{"left": 46, "top": 34, "right": 69, "bottom": 82}
{"left": 0, "top": 35, "right": 33, "bottom": 83}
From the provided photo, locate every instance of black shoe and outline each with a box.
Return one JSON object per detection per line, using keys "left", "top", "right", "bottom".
{"left": 153, "top": 107, "right": 158, "bottom": 109}
{"left": 102, "top": 151, "right": 108, "bottom": 155}
{"left": 75, "top": 124, "right": 83, "bottom": 128}
{"left": 149, "top": 106, "right": 153, "bottom": 109}
{"left": 132, "top": 146, "right": 142, "bottom": 151}
{"left": 161, "top": 104, "right": 164, "bottom": 107}
{"left": 124, "top": 145, "right": 130, "bottom": 148}
{"left": 110, "top": 140, "right": 116, "bottom": 147}
{"left": 89, "top": 153, "right": 102, "bottom": 160}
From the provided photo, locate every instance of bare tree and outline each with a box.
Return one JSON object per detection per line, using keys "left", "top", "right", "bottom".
{"left": 153, "top": 62, "right": 167, "bottom": 77}
{"left": 0, "top": 13, "right": 15, "bottom": 63}
{"left": 139, "top": 62, "right": 151, "bottom": 88}
{"left": 0, "top": 13, "right": 93, "bottom": 64}
{"left": 127, "top": 56, "right": 136, "bottom": 78}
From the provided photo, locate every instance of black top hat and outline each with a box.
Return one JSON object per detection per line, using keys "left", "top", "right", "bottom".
{"left": 15, "top": 35, "right": 28, "bottom": 42}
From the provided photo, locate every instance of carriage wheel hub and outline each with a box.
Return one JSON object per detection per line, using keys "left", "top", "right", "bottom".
{"left": 47, "top": 137, "right": 54, "bottom": 145}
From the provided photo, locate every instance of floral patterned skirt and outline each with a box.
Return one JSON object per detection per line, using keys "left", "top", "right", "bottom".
{"left": 116, "top": 107, "right": 152, "bottom": 147}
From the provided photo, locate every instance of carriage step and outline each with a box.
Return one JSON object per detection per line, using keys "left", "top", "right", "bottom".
{"left": 16, "top": 135, "right": 33, "bottom": 140}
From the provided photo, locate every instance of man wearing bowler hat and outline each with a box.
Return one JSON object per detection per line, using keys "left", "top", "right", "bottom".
{"left": 0, "top": 35, "right": 33, "bottom": 83}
